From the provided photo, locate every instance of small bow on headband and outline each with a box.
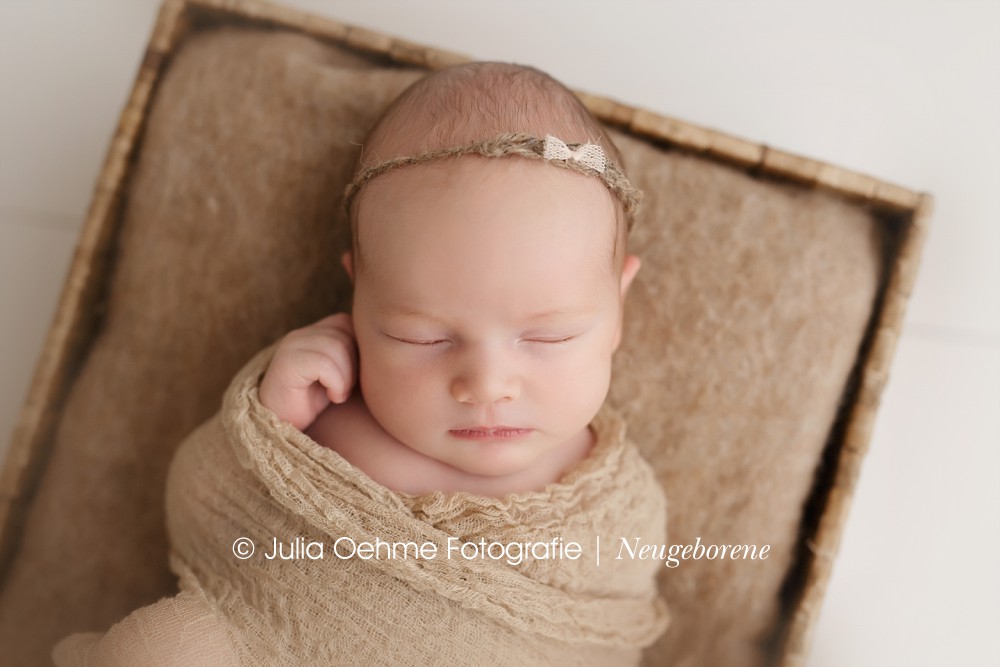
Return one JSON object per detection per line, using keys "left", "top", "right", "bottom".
{"left": 541, "top": 135, "right": 608, "bottom": 174}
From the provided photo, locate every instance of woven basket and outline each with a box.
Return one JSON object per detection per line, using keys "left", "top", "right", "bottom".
{"left": 0, "top": 0, "right": 931, "bottom": 664}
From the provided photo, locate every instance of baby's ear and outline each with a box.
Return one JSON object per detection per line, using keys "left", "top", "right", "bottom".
{"left": 341, "top": 251, "right": 355, "bottom": 283}
{"left": 619, "top": 254, "right": 641, "bottom": 299}
{"left": 612, "top": 255, "right": 641, "bottom": 353}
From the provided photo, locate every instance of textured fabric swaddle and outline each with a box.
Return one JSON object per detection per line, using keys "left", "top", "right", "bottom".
{"left": 52, "top": 343, "right": 669, "bottom": 666}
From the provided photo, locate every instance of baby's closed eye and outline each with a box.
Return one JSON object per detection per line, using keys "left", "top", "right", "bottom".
{"left": 523, "top": 335, "right": 576, "bottom": 344}
{"left": 388, "top": 335, "right": 447, "bottom": 346}
{"left": 384, "top": 333, "right": 579, "bottom": 347}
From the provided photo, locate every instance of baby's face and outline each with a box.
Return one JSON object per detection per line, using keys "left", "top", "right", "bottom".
{"left": 347, "top": 157, "right": 638, "bottom": 481}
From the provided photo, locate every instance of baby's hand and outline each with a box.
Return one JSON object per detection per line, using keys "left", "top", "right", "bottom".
{"left": 259, "top": 313, "right": 358, "bottom": 431}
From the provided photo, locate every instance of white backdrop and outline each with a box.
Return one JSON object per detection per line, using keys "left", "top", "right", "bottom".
{"left": 1, "top": 1, "right": 997, "bottom": 664}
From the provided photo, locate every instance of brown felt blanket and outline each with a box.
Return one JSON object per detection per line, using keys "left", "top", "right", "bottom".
{"left": 0, "top": 25, "right": 882, "bottom": 667}
{"left": 51, "top": 344, "right": 669, "bottom": 666}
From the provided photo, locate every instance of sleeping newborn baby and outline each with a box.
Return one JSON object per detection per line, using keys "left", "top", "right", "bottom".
{"left": 260, "top": 64, "right": 643, "bottom": 499}
{"left": 53, "top": 61, "right": 669, "bottom": 667}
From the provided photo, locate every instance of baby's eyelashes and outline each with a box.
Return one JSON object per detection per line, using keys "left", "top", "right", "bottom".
{"left": 383, "top": 333, "right": 578, "bottom": 347}
{"left": 523, "top": 336, "right": 576, "bottom": 344}
{"left": 390, "top": 336, "right": 447, "bottom": 347}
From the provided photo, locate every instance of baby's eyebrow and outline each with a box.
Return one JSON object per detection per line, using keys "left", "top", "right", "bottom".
{"left": 523, "top": 309, "right": 593, "bottom": 320}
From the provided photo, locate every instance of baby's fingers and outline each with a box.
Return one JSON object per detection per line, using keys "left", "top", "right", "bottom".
{"left": 308, "top": 343, "right": 356, "bottom": 404}
{"left": 311, "top": 313, "right": 356, "bottom": 340}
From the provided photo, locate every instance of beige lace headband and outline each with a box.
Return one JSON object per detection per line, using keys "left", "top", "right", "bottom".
{"left": 342, "top": 132, "right": 642, "bottom": 232}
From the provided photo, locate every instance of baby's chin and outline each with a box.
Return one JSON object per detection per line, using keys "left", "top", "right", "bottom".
{"left": 447, "top": 443, "right": 539, "bottom": 478}
{"left": 425, "top": 436, "right": 547, "bottom": 481}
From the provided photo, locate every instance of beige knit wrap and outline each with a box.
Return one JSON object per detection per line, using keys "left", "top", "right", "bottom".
{"left": 52, "top": 343, "right": 669, "bottom": 666}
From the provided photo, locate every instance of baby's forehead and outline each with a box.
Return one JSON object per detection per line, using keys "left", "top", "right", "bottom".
{"left": 358, "top": 159, "right": 618, "bottom": 286}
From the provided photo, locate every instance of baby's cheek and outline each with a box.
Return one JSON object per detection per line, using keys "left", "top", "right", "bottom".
{"left": 555, "top": 345, "right": 613, "bottom": 403}
{"left": 360, "top": 354, "right": 442, "bottom": 446}
{"left": 361, "top": 349, "right": 435, "bottom": 396}
{"left": 563, "top": 338, "right": 611, "bottom": 374}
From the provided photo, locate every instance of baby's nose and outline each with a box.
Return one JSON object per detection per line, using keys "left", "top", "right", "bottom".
{"left": 450, "top": 353, "right": 519, "bottom": 405}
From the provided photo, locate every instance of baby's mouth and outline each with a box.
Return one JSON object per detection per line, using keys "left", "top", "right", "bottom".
{"left": 449, "top": 428, "right": 533, "bottom": 441}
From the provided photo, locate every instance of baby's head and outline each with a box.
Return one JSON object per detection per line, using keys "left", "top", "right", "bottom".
{"left": 341, "top": 62, "right": 642, "bottom": 483}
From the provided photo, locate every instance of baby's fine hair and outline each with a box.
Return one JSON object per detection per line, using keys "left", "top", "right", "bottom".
{"left": 349, "top": 62, "right": 630, "bottom": 274}
{"left": 361, "top": 62, "right": 624, "bottom": 168}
